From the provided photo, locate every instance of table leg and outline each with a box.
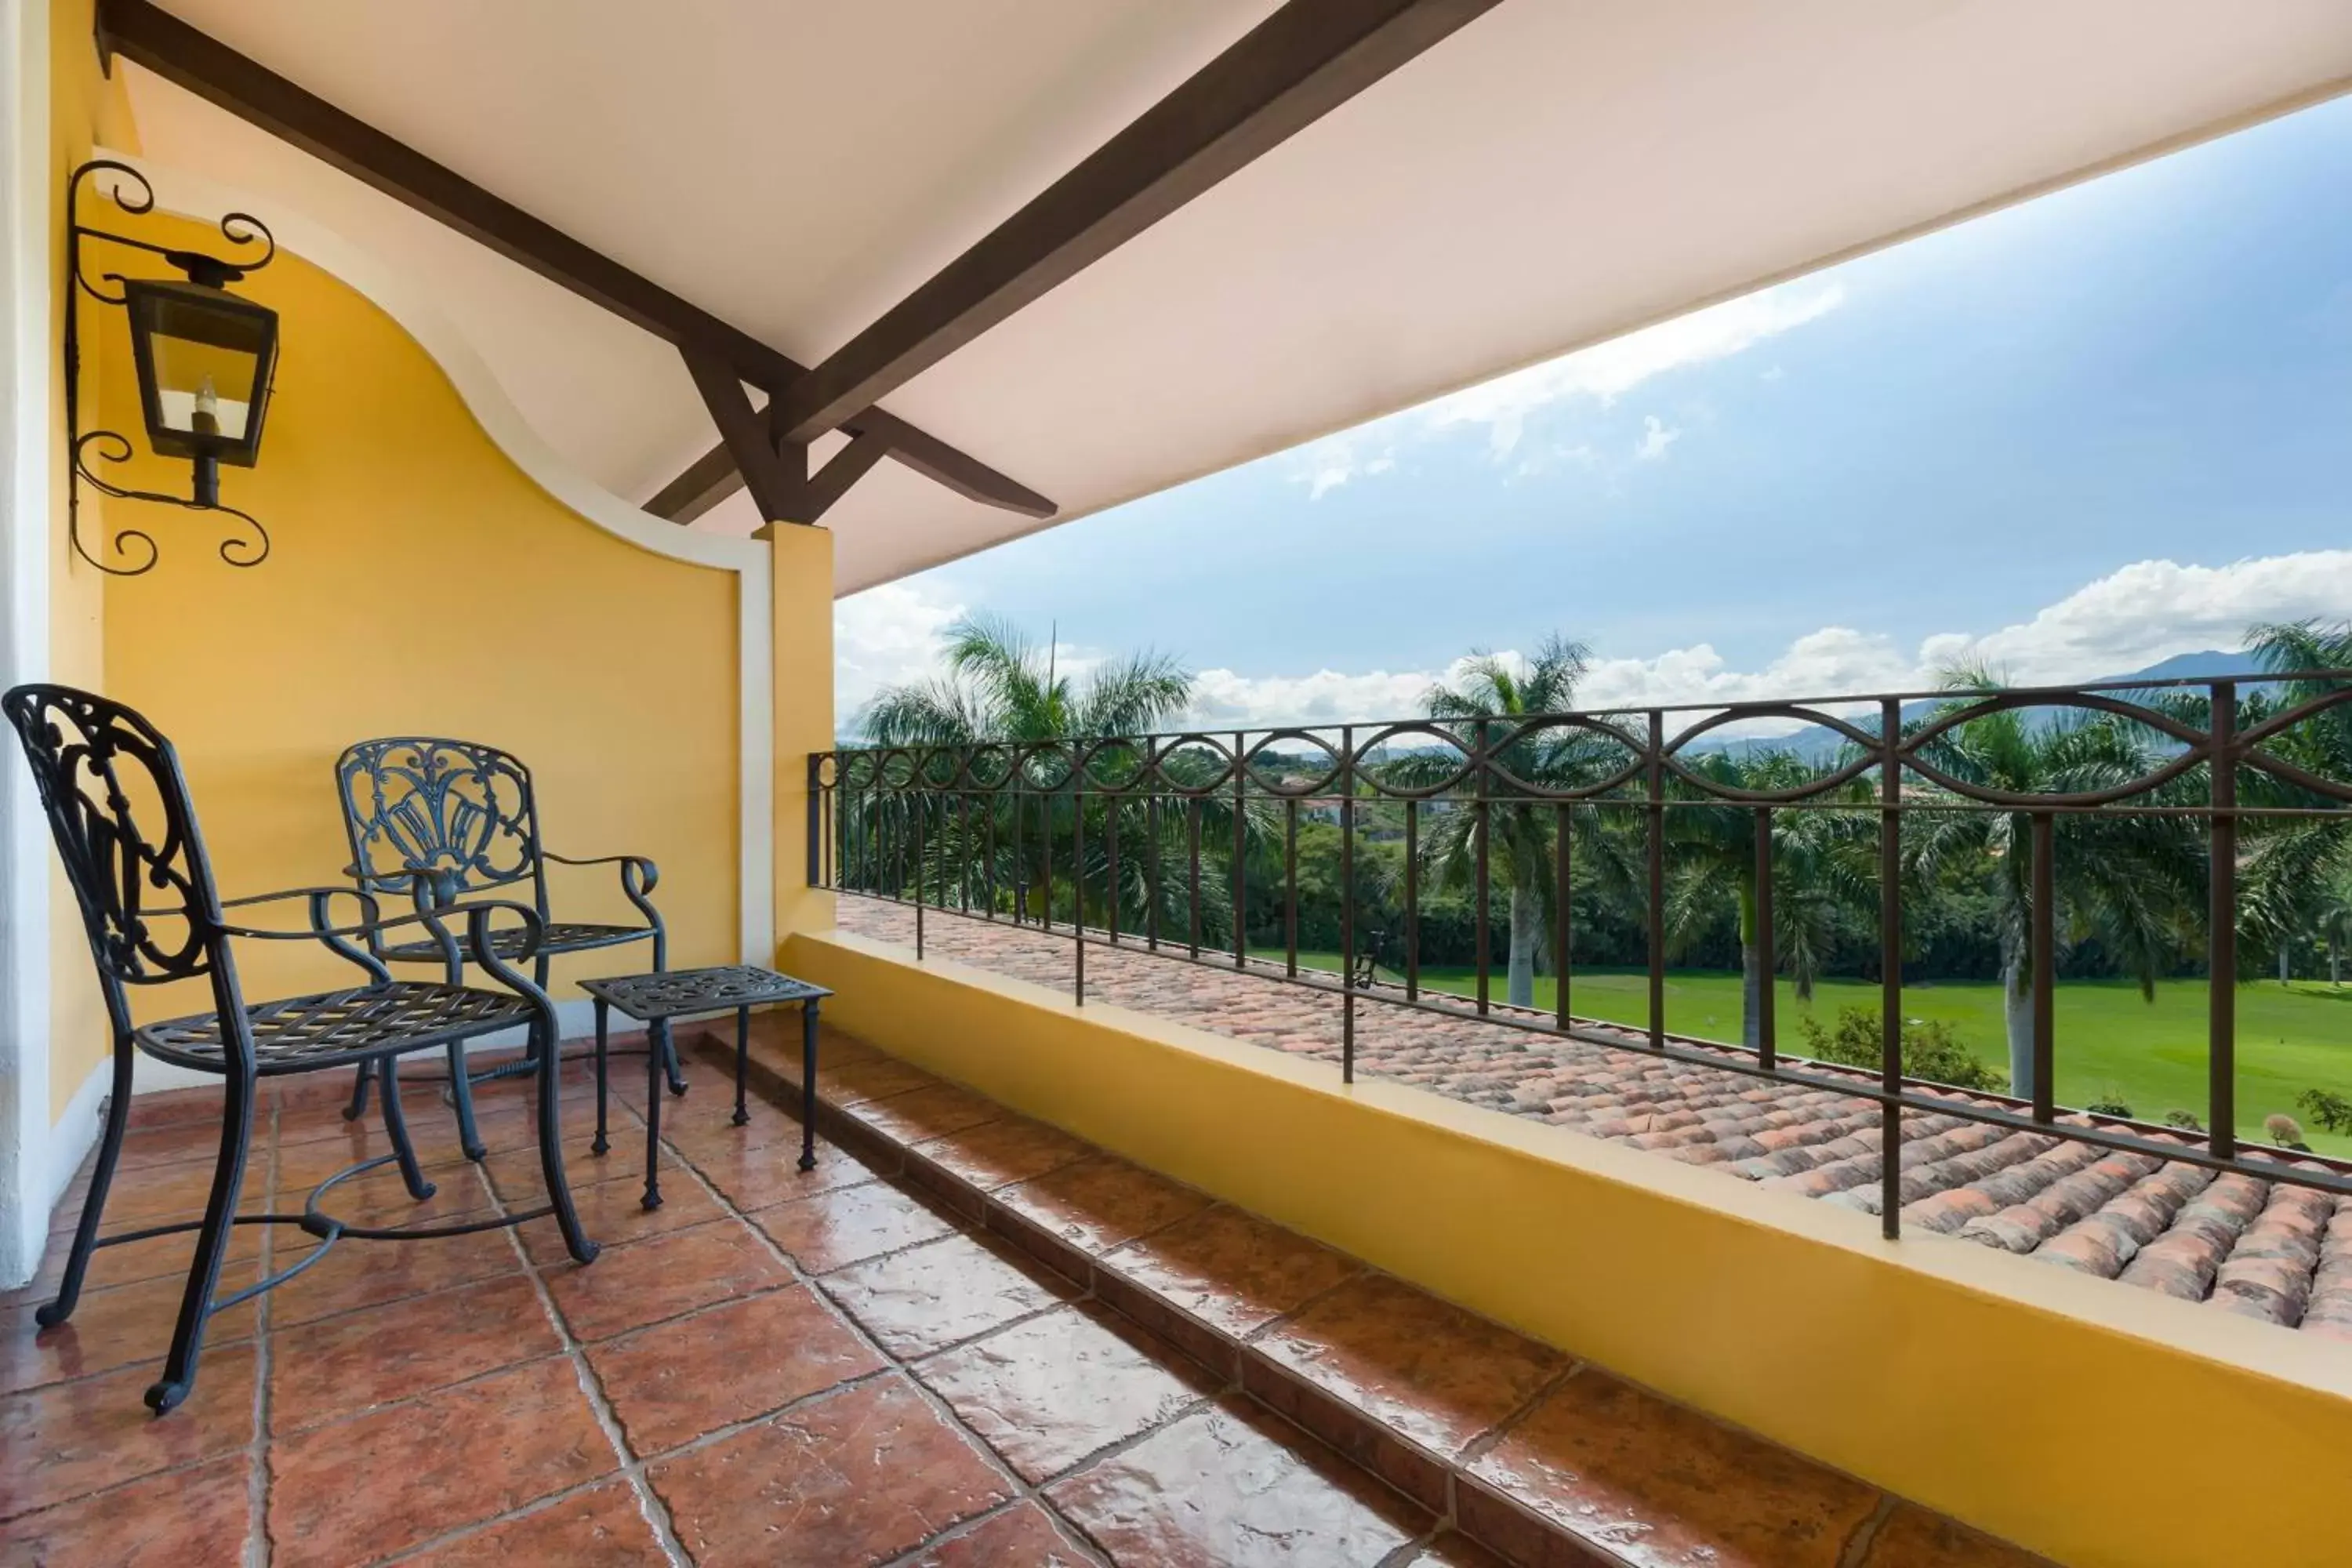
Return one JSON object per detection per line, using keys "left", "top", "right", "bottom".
{"left": 800, "top": 999, "right": 819, "bottom": 1172}
{"left": 642, "top": 1018, "right": 666, "bottom": 1210}
{"left": 591, "top": 999, "right": 611, "bottom": 1157}
{"left": 733, "top": 1007, "right": 750, "bottom": 1127}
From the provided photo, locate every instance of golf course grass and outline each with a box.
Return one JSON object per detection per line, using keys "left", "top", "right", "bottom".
{"left": 1256, "top": 950, "right": 2352, "bottom": 1158}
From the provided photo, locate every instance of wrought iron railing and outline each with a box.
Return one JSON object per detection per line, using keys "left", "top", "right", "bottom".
{"left": 808, "top": 673, "right": 2352, "bottom": 1235}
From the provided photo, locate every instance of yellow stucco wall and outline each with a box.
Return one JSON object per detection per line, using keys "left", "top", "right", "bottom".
{"left": 85, "top": 229, "right": 744, "bottom": 1034}
{"left": 771, "top": 523, "right": 837, "bottom": 942}
{"left": 788, "top": 927, "right": 2352, "bottom": 1568}
{"left": 45, "top": 0, "right": 139, "bottom": 1117}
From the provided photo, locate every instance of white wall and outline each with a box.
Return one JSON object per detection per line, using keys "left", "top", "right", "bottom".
{"left": 0, "top": 0, "right": 59, "bottom": 1288}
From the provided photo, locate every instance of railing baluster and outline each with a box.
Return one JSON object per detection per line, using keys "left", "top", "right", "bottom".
{"left": 805, "top": 755, "right": 822, "bottom": 890}
{"left": 1073, "top": 760, "right": 1086, "bottom": 1007}
{"left": 1147, "top": 754, "right": 1162, "bottom": 950}
{"left": 1474, "top": 793, "right": 1491, "bottom": 1016}
{"left": 1285, "top": 796, "right": 1299, "bottom": 978}
{"left": 2209, "top": 680, "right": 2238, "bottom": 1162}
{"left": 1106, "top": 793, "right": 1120, "bottom": 946}
{"left": 1647, "top": 709, "right": 1666, "bottom": 1052}
{"left": 1040, "top": 771, "right": 1052, "bottom": 934}
{"left": 2031, "top": 811, "right": 2055, "bottom": 1123}
{"left": 1188, "top": 797, "right": 1203, "bottom": 960}
{"left": 1879, "top": 697, "right": 1904, "bottom": 1240}
{"left": 984, "top": 785, "right": 996, "bottom": 919}
{"left": 1554, "top": 802, "right": 1570, "bottom": 1032}
{"left": 1754, "top": 806, "right": 1774, "bottom": 1068}
{"left": 913, "top": 783, "right": 925, "bottom": 960}
{"left": 1405, "top": 798, "right": 1420, "bottom": 1002}
{"left": 1011, "top": 782, "right": 1024, "bottom": 926}
{"left": 1233, "top": 731, "right": 1247, "bottom": 970}
{"left": 1340, "top": 724, "right": 1356, "bottom": 1084}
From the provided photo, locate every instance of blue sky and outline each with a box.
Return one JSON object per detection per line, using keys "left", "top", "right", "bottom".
{"left": 838, "top": 93, "right": 2352, "bottom": 726}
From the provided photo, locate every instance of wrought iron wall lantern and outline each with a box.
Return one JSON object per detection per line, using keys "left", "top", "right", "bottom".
{"left": 66, "top": 160, "right": 278, "bottom": 576}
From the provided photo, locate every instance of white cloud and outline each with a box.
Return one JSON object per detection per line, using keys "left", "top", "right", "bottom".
{"left": 838, "top": 551, "right": 2352, "bottom": 735}
{"left": 1289, "top": 281, "right": 1842, "bottom": 496}
{"left": 1634, "top": 416, "right": 1680, "bottom": 462}
{"left": 1170, "top": 550, "right": 2352, "bottom": 729}
{"left": 1422, "top": 283, "right": 1844, "bottom": 456}
{"left": 833, "top": 579, "right": 966, "bottom": 722}
{"left": 1926, "top": 551, "right": 2352, "bottom": 684}
{"left": 1189, "top": 661, "right": 1469, "bottom": 728}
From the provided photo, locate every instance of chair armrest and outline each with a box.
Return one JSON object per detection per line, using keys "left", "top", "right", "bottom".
{"left": 219, "top": 892, "right": 548, "bottom": 989}
{"left": 543, "top": 850, "right": 660, "bottom": 898}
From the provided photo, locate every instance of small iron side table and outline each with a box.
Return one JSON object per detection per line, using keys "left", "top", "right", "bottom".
{"left": 578, "top": 964, "right": 829, "bottom": 1210}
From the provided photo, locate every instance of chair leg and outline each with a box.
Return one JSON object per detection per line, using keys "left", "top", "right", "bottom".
{"left": 444, "top": 1038, "right": 488, "bottom": 1163}
{"left": 653, "top": 925, "right": 684, "bottom": 1099}
{"left": 532, "top": 1010, "right": 599, "bottom": 1265}
{"left": 147, "top": 1069, "right": 256, "bottom": 1416}
{"left": 38, "top": 1042, "right": 136, "bottom": 1329}
{"left": 341, "top": 1061, "right": 374, "bottom": 1122}
{"left": 379, "top": 1053, "right": 437, "bottom": 1201}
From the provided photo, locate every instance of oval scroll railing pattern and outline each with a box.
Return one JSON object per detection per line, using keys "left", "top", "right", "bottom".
{"left": 810, "top": 674, "right": 2352, "bottom": 1236}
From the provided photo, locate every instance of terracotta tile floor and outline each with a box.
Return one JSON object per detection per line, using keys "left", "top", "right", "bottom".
{"left": 1, "top": 1022, "right": 2053, "bottom": 1567}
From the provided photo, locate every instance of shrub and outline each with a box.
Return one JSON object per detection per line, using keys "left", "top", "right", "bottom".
{"left": 1793, "top": 1007, "right": 2003, "bottom": 1093}
{"left": 2297, "top": 1087, "right": 2352, "bottom": 1136}
{"left": 2264, "top": 1113, "right": 2310, "bottom": 1151}
{"left": 2085, "top": 1098, "right": 2134, "bottom": 1119}
{"left": 2162, "top": 1109, "right": 2205, "bottom": 1134}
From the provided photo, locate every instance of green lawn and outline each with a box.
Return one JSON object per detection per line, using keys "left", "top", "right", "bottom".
{"left": 1253, "top": 949, "right": 2352, "bottom": 1157}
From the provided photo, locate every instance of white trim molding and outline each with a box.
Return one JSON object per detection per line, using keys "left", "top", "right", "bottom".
{"left": 0, "top": 0, "right": 58, "bottom": 1287}
{"left": 95, "top": 152, "right": 779, "bottom": 973}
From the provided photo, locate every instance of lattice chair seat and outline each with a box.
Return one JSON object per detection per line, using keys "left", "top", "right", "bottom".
{"left": 376, "top": 920, "right": 648, "bottom": 965}
{"left": 135, "top": 981, "right": 535, "bottom": 1073}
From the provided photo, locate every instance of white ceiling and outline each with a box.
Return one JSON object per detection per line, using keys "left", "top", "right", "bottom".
{"left": 132, "top": 0, "right": 2352, "bottom": 594}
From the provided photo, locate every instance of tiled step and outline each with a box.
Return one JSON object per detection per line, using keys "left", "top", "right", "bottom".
{"left": 687, "top": 1013, "right": 2052, "bottom": 1568}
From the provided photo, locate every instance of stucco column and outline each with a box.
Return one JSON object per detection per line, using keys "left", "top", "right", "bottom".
{"left": 768, "top": 521, "right": 836, "bottom": 950}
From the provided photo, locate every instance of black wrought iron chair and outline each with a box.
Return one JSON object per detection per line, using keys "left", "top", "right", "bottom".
{"left": 332, "top": 737, "right": 671, "bottom": 1161}
{"left": 5, "top": 684, "right": 598, "bottom": 1416}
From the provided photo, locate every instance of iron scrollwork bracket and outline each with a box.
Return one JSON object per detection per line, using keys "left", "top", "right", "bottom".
{"left": 64, "top": 159, "right": 276, "bottom": 577}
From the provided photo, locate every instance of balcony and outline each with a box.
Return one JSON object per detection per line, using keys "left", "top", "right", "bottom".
{"left": 13, "top": 5, "right": 2352, "bottom": 1568}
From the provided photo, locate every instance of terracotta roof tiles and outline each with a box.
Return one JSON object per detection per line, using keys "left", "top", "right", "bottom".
{"left": 839, "top": 898, "right": 2352, "bottom": 1343}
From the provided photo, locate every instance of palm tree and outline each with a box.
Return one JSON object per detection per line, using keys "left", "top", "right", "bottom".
{"left": 860, "top": 614, "right": 1192, "bottom": 748}
{"left": 1663, "top": 750, "right": 1872, "bottom": 1050}
{"left": 852, "top": 615, "right": 1257, "bottom": 941}
{"left": 2314, "top": 869, "right": 2352, "bottom": 987}
{"left": 1907, "top": 670, "right": 2204, "bottom": 1102}
{"left": 1398, "top": 636, "right": 1612, "bottom": 1008}
{"left": 2234, "top": 620, "right": 2352, "bottom": 989}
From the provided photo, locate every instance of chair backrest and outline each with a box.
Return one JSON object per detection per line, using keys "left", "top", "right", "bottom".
{"left": 3, "top": 683, "right": 227, "bottom": 988}
{"left": 335, "top": 737, "right": 549, "bottom": 915}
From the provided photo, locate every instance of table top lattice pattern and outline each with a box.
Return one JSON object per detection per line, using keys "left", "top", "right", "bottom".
{"left": 579, "top": 964, "right": 829, "bottom": 1022}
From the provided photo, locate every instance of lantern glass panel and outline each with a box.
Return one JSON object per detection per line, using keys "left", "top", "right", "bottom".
{"left": 124, "top": 279, "right": 276, "bottom": 465}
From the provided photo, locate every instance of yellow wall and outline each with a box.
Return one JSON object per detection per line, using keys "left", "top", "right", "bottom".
{"left": 45, "top": 0, "right": 139, "bottom": 1116}
{"left": 90, "top": 228, "right": 744, "bottom": 1029}
{"left": 770, "top": 523, "right": 836, "bottom": 943}
{"left": 788, "top": 927, "right": 2352, "bottom": 1568}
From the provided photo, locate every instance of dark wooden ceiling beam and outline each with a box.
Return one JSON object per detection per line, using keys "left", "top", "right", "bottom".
{"left": 771, "top": 0, "right": 1504, "bottom": 446}
{"left": 94, "top": 0, "right": 1052, "bottom": 522}
{"left": 642, "top": 441, "right": 746, "bottom": 527}
{"left": 679, "top": 353, "right": 896, "bottom": 527}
